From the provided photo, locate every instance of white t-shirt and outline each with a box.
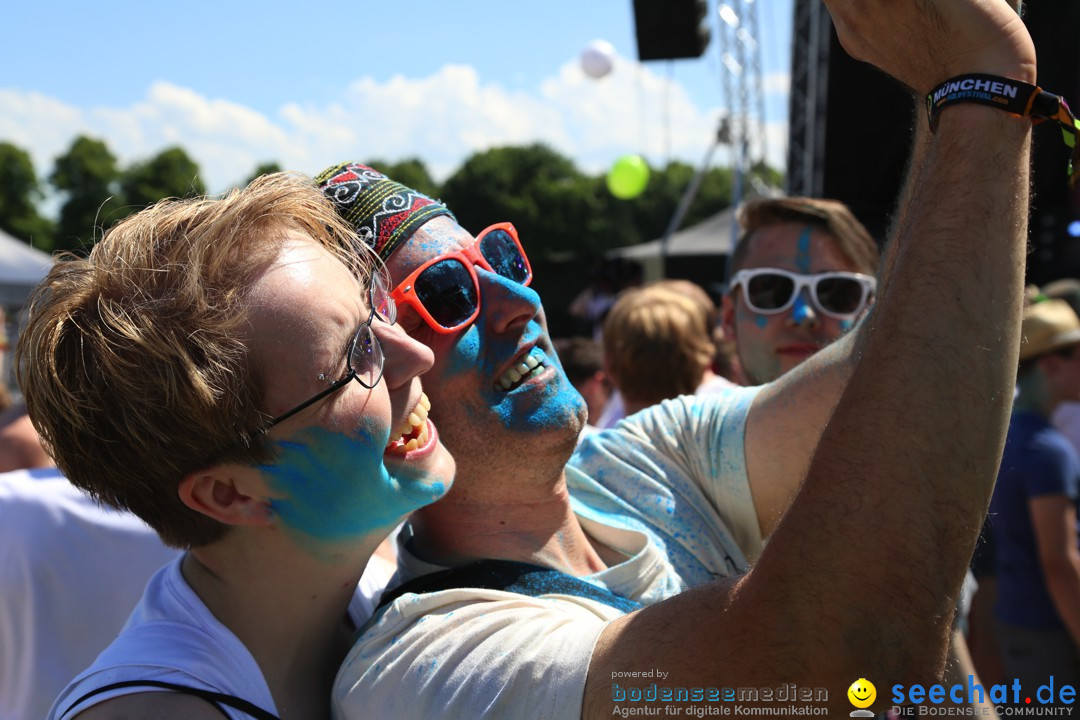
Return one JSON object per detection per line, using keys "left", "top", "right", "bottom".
{"left": 0, "top": 468, "right": 179, "bottom": 720}
{"left": 333, "top": 388, "right": 761, "bottom": 720}
{"left": 591, "top": 374, "right": 741, "bottom": 431}
{"left": 50, "top": 556, "right": 382, "bottom": 720}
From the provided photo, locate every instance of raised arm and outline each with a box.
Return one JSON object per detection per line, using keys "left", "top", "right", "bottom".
{"left": 743, "top": 0, "right": 1029, "bottom": 536}
{"left": 584, "top": 0, "right": 1033, "bottom": 715}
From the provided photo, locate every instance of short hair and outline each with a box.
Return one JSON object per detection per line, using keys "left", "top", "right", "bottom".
{"left": 552, "top": 337, "right": 604, "bottom": 386}
{"left": 17, "top": 172, "right": 374, "bottom": 548}
{"left": 603, "top": 285, "right": 716, "bottom": 406}
{"left": 651, "top": 279, "right": 718, "bottom": 334}
{"left": 728, "top": 196, "right": 880, "bottom": 277}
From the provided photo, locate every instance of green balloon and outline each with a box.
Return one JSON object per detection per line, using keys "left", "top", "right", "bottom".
{"left": 606, "top": 154, "right": 650, "bottom": 199}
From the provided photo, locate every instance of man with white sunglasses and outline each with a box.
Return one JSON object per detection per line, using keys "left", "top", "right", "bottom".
{"left": 721, "top": 196, "right": 879, "bottom": 385}
{"left": 721, "top": 195, "right": 994, "bottom": 714}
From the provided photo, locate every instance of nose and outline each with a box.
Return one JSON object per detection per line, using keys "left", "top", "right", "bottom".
{"left": 374, "top": 321, "right": 435, "bottom": 390}
{"left": 785, "top": 290, "right": 821, "bottom": 329}
{"left": 476, "top": 269, "right": 541, "bottom": 334}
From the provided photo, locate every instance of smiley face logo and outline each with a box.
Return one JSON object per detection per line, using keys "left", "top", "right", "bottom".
{"left": 847, "top": 678, "right": 876, "bottom": 709}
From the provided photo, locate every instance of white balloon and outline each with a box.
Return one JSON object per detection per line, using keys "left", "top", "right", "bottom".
{"left": 580, "top": 39, "right": 615, "bottom": 79}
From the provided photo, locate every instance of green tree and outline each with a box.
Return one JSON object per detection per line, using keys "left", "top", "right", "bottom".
{"left": 0, "top": 142, "right": 54, "bottom": 249}
{"left": 746, "top": 160, "right": 784, "bottom": 194}
{"left": 582, "top": 160, "right": 735, "bottom": 253}
{"left": 364, "top": 158, "right": 440, "bottom": 199}
{"left": 49, "top": 136, "right": 125, "bottom": 252}
{"left": 440, "top": 143, "right": 599, "bottom": 258}
{"left": 243, "top": 161, "right": 282, "bottom": 187}
{"left": 121, "top": 147, "right": 206, "bottom": 213}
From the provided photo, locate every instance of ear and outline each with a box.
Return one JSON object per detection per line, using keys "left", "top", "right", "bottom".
{"left": 178, "top": 467, "right": 275, "bottom": 528}
{"left": 720, "top": 293, "right": 737, "bottom": 341}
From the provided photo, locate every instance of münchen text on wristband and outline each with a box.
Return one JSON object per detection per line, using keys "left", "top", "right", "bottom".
{"left": 926, "top": 73, "right": 1080, "bottom": 189}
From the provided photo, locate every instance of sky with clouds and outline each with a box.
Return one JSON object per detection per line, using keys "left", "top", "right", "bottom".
{"left": 1, "top": 0, "right": 794, "bottom": 195}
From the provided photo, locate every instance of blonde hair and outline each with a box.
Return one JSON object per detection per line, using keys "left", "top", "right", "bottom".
{"left": 17, "top": 172, "right": 375, "bottom": 548}
{"left": 603, "top": 285, "right": 716, "bottom": 406}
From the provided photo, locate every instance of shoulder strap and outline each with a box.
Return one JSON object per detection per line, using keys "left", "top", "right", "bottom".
{"left": 377, "top": 559, "right": 643, "bottom": 614}
{"left": 59, "top": 679, "right": 280, "bottom": 720}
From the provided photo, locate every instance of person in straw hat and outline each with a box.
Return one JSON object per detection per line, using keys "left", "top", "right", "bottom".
{"left": 989, "top": 298, "right": 1080, "bottom": 698}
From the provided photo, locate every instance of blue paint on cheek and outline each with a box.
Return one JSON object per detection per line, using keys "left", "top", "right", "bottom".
{"left": 261, "top": 427, "right": 444, "bottom": 542}
{"left": 517, "top": 367, "right": 584, "bottom": 432}
{"left": 791, "top": 294, "right": 812, "bottom": 323}
{"left": 796, "top": 227, "right": 812, "bottom": 273}
{"left": 444, "top": 327, "right": 481, "bottom": 379}
{"left": 754, "top": 314, "right": 768, "bottom": 329}
{"left": 840, "top": 318, "right": 854, "bottom": 332}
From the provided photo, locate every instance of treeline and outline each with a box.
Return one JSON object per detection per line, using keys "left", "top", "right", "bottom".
{"left": 0, "top": 136, "right": 781, "bottom": 258}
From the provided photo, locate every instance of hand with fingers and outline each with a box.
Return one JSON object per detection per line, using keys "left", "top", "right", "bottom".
{"left": 822, "top": 0, "right": 1036, "bottom": 94}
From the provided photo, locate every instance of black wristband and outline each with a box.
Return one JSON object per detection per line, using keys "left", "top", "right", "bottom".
{"left": 926, "top": 73, "right": 1080, "bottom": 188}
{"left": 925, "top": 74, "right": 1038, "bottom": 131}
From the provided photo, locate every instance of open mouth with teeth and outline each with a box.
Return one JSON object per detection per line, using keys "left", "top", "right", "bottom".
{"left": 495, "top": 349, "right": 546, "bottom": 392}
{"left": 385, "top": 392, "right": 433, "bottom": 455}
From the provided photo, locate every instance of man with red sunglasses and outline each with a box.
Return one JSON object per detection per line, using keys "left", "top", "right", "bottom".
{"left": 321, "top": 1, "right": 1034, "bottom": 714}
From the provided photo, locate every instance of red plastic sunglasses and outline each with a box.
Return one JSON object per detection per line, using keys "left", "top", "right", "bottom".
{"left": 390, "top": 222, "right": 533, "bottom": 334}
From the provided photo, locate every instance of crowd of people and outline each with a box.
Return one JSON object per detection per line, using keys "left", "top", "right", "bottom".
{"left": 1, "top": 1, "right": 1076, "bottom": 718}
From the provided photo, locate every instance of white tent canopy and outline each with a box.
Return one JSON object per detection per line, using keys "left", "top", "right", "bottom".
{"left": 0, "top": 229, "right": 53, "bottom": 307}
{"left": 607, "top": 206, "right": 739, "bottom": 260}
{"left": 605, "top": 207, "right": 739, "bottom": 283}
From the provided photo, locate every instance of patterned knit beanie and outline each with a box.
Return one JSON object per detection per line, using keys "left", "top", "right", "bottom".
{"left": 316, "top": 161, "right": 455, "bottom": 261}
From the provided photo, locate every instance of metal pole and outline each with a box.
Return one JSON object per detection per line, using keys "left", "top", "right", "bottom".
{"left": 724, "top": 133, "right": 748, "bottom": 284}
{"left": 659, "top": 121, "right": 728, "bottom": 274}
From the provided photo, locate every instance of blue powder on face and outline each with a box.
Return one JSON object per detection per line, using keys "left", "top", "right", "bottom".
{"left": 443, "top": 327, "right": 481, "bottom": 379}
{"left": 839, "top": 318, "right": 854, "bottom": 332}
{"left": 796, "top": 227, "right": 812, "bottom": 273}
{"left": 791, "top": 294, "right": 812, "bottom": 323}
{"left": 261, "top": 427, "right": 445, "bottom": 543}
{"left": 438, "top": 269, "right": 584, "bottom": 434}
{"left": 493, "top": 343, "right": 585, "bottom": 433}
{"left": 754, "top": 313, "right": 768, "bottom": 329}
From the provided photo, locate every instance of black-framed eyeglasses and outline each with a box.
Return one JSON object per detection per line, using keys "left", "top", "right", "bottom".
{"left": 261, "top": 271, "right": 397, "bottom": 431}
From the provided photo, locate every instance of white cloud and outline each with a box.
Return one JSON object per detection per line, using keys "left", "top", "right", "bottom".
{"left": 0, "top": 53, "right": 789, "bottom": 195}
{"left": 763, "top": 71, "right": 792, "bottom": 96}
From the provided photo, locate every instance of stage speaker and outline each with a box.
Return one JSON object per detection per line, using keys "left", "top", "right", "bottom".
{"left": 632, "top": 0, "right": 711, "bottom": 62}
{"left": 818, "top": 4, "right": 1080, "bottom": 279}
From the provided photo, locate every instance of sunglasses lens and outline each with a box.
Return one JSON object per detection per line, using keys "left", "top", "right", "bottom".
{"left": 815, "top": 277, "right": 866, "bottom": 315}
{"left": 479, "top": 229, "right": 529, "bottom": 284}
{"left": 416, "top": 259, "right": 479, "bottom": 328}
{"left": 746, "top": 273, "right": 795, "bottom": 311}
